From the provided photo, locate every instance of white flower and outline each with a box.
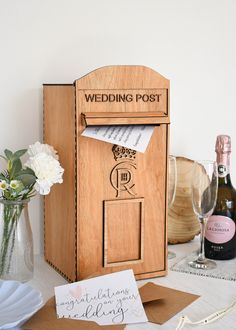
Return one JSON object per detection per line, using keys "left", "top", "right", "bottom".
{"left": 27, "top": 141, "right": 59, "bottom": 160}
{"left": 25, "top": 153, "right": 64, "bottom": 195}
{"left": 0, "top": 180, "right": 9, "bottom": 191}
{"left": 10, "top": 180, "right": 20, "bottom": 189}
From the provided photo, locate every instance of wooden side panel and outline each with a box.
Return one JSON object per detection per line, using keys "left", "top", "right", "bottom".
{"left": 44, "top": 85, "right": 76, "bottom": 281}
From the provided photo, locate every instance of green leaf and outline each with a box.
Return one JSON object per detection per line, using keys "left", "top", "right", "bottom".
{"left": 4, "top": 149, "right": 13, "bottom": 160}
{"left": 10, "top": 159, "right": 22, "bottom": 178}
{"left": 13, "top": 149, "right": 27, "bottom": 160}
{"left": 15, "top": 174, "right": 36, "bottom": 186}
{"left": 18, "top": 167, "right": 35, "bottom": 176}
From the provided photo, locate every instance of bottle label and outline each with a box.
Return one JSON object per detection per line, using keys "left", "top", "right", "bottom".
{"left": 205, "top": 215, "right": 235, "bottom": 244}
{"left": 217, "top": 163, "right": 229, "bottom": 178}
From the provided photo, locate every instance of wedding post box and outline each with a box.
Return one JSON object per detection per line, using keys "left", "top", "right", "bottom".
{"left": 43, "top": 65, "right": 170, "bottom": 282}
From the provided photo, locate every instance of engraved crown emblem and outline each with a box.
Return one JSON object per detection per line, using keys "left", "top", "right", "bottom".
{"left": 112, "top": 145, "right": 136, "bottom": 161}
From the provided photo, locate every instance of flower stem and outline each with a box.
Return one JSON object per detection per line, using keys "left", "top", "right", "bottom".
{"left": 0, "top": 203, "right": 23, "bottom": 276}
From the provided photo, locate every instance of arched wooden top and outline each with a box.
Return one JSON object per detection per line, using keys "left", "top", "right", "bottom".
{"left": 75, "top": 65, "right": 169, "bottom": 89}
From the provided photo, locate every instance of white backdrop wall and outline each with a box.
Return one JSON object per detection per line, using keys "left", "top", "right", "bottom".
{"left": 0, "top": 0, "right": 236, "bottom": 254}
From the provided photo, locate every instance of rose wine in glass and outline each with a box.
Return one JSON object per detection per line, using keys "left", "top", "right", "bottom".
{"left": 189, "top": 160, "right": 218, "bottom": 269}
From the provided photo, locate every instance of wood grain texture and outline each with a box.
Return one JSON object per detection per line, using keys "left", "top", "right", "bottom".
{"left": 82, "top": 112, "right": 170, "bottom": 126}
{"left": 44, "top": 66, "right": 169, "bottom": 281}
{"left": 74, "top": 66, "right": 169, "bottom": 90}
{"left": 76, "top": 126, "right": 167, "bottom": 279}
{"left": 83, "top": 112, "right": 168, "bottom": 118}
{"left": 78, "top": 89, "right": 167, "bottom": 114}
{"left": 44, "top": 85, "right": 77, "bottom": 281}
{"left": 76, "top": 66, "right": 169, "bottom": 280}
{"left": 168, "top": 157, "right": 200, "bottom": 244}
{"left": 104, "top": 198, "right": 144, "bottom": 267}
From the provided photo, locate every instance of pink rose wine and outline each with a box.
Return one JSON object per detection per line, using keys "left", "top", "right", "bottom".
{"left": 205, "top": 135, "right": 236, "bottom": 260}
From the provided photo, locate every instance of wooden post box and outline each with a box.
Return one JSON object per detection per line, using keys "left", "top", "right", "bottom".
{"left": 43, "top": 65, "right": 170, "bottom": 282}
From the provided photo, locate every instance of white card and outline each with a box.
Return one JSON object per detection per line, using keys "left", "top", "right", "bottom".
{"left": 55, "top": 269, "right": 148, "bottom": 325}
{"left": 81, "top": 125, "right": 155, "bottom": 153}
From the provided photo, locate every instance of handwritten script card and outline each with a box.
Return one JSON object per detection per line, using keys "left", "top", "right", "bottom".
{"left": 81, "top": 125, "right": 155, "bottom": 153}
{"left": 55, "top": 270, "right": 148, "bottom": 326}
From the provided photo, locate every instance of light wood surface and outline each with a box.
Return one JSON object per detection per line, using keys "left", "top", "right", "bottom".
{"left": 74, "top": 65, "right": 170, "bottom": 90}
{"left": 168, "top": 157, "right": 200, "bottom": 244}
{"left": 44, "top": 66, "right": 170, "bottom": 281}
{"left": 83, "top": 112, "right": 168, "bottom": 118}
{"left": 103, "top": 198, "right": 144, "bottom": 267}
{"left": 76, "top": 125, "right": 168, "bottom": 280}
{"left": 43, "top": 85, "right": 77, "bottom": 281}
{"left": 82, "top": 112, "right": 170, "bottom": 126}
{"left": 78, "top": 89, "right": 167, "bottom": 114}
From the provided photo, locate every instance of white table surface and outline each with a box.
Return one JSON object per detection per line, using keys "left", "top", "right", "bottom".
{"left": 29, "top": 238, "right": 236, "bottom": 330}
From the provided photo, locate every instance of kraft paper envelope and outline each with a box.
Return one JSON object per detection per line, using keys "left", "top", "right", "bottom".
{"left": 23, "top": 297, "right": 126, "bottom": 330}
{"left": 23, "top": 282, "right": 199, "bottom": 329}
{"left": 139, "top": 282, "right": 200, "bottom": 324}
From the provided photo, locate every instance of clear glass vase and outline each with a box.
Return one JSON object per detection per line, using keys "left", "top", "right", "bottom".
{"left": 0, "top": 199, "right": 33, "bottom": 282}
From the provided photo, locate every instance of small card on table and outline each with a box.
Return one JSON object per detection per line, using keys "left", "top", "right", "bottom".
{"left": 54, "top": 269, "right": 148, "bottom": 326}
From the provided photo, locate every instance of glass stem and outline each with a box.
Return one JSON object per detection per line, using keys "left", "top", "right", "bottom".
{"left": 198, "top": 217, "right": 207, "bottom": 262}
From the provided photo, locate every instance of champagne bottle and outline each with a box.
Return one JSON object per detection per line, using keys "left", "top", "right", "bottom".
{"left": 205, "top": 135, "right": 236, "bottom": 260}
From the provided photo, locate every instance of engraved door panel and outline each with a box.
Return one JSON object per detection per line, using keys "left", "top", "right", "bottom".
{"left": 77, "top": 125, "right": 167, "bottom": 280}
{"left": 103, "top": 198, "right": 144, "bottom": 267}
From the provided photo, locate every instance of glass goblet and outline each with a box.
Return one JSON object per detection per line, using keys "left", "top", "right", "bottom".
{"left": 188, "top": 160, "right": 218, "bottom": 269}
{"left": 168, "top": 155, "right": 177, "bottom": 259}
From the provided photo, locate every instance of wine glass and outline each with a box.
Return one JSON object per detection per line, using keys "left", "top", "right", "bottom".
{"left": 188, "top": 160, "right": 218, "bottom": 269}
{"left": 168, "top": 155, "right": 177, "bottom": 259}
